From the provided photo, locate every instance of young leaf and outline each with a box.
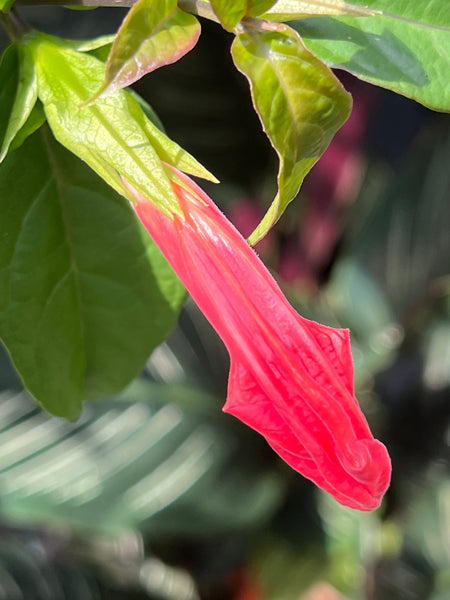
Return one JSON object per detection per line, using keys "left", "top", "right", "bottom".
{"left": 210, "top": 0, "right": 247, "bottom": 30}
{"left": 0, "top": 127, "right": 185, "bottom": 419}
{"left": 247, "top": 1, "right": 279, "bottom": 17}
{"left": 94, "top": 0, "right": 200, "bottom": 97}
{"left": 294, "top": 0, "right": 450, "bottom": 112}
{"left": 0, "top": 0, "right": 15, "bottom": 12}
{"left": 232, "top": 24, "right": 352, "bottom": 244}
{"left": 0, "top": 42, "right": 43, "bottom": 162}
{"left": 127, "top": 97, "right": 219, "bottom": 183}
{"left": 30, "top": 33, "right": 215, "bottom": 219}
{"left": 210, "top": 0, "right": 277, "bottom": 30}
{"left": 66, "top": 33, "right": 115, "bottom": 54}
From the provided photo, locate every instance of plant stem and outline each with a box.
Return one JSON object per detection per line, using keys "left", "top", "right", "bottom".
{"left": 15, "top": 0, "right": 222, "bottom": 23}
{"left": 16, "top": 0, "right": 136, "bottom": 5}
{"left": 0, "top": 7, "right": 31, "bottom": 40}
{"left": 16, "top": 0, "right": 215, "bottom": 13}
{"left": 13, "top": 0, "right": 274, "bottom": 31}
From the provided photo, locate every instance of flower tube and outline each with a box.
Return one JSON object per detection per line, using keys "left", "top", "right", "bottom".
{"left": 124, "top": 167, "right": 391, "bottom": 511}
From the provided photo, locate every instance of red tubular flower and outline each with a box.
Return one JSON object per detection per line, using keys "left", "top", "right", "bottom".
{"left": 124, "top": 167, "right": 391, "bottom": 511}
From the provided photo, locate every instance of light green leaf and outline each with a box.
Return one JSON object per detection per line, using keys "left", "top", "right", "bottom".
{"left": 210, "top": 0, "right": 247, "bottom": 30}
{"left": 31, "top": 33, "right": 179, "bottom": 217}
{"left": 248, "top": 0, "right": 279, "bottom": 16}
{"left": 0, "top": 42, "right": 43, "bottom": 162}
{"left": 211, "top": 0, "right": 277, "bottom": 30}
{"left": 132, "top": 102, "right": 220, "bottom": 184}
{"left": 38, "top": 33, "right": 115, "bottom": 62}
{"left": 69, "top": 33, "right": 115, "bottom": 53}
{"left": 95, "top": 0, "right": 200, "bottom": 97}
{"left": 128, "top": 87, "right": 166, "bottom": 130}
{"left": 232, "top": 24, "right": 352, "bottom": 244}
{"left": 30, "top": 33, "right": 215, "bottom": 219}
{"left": 294, "top": 0, "right": 450, "bottom": 112}
{"left": 123, "top": 87, "right": 219, "bottom": 182}
{"left": 0, "top": 127, "right": 185, "bottom": 418}
{"left": 264, "top": 0, "right": 379, "bottom": 20}
{"left": 0, "top": 0, "right": 15, "bottom": 12}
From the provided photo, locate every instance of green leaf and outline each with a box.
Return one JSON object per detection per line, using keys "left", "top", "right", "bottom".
{"left": 95, "top": 0, "right": 200, "bottom": 97}
{"left": 248, "top": 0, "right": 279, "bottom": 17}
{"left": 128, "top": 87, "right": 166, "bottom": 130}
{"left": 0, "top": 45, "right": 19, "bottom": 154}
{"left": 0, "top": 127, "right": 185, "bottom": 418}
{"left": 131, "top": 101, "right": 220, "bottom": 184}
{"left": 0, "top": 0, "right": 15, "bottom": 12}
{"left": 264, "top": 0, "right": 379, "bottom": 20}
{"left": 31, "top": 33, "right": 180, "bottom": 218}
{"left": 211, "top": 0, "right": 277, "bottom": 30}
{"left": 231, "top": 24, "right": 352, "bottom": 244}
{"left": 69, "top": 33, "right": 115, "bottom": 53}
{"left": 122, "top": 87, "right": 219, "bottom": 182}
{"left": 210, "top": 0, "right": 247, "bottom": 30}
{"left": 0, "top": 42, "right": 44, "bottom": 162}
{"left": 8, "top": 100, "right": 46, "bottom": 153}
{"left": 293, "top": 0, "right": 450, "bottom": 112}
{"left": 30, "top": 33, "right": 215, "bottom": 219}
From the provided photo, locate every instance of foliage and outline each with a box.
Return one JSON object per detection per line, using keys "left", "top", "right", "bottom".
{"left": 0, "top": 2, "right": 449, "bottom": 597}
{"left": 0, "top": 0, "right": 448, "bottom": 415}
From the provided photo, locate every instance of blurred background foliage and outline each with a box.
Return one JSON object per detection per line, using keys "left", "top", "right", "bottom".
{"left": 0, "top": 6, "right": 449, "bottom": 600}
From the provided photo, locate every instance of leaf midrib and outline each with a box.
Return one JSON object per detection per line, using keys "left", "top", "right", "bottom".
{"left": 41, "top": 126, "right": 87, "bottom": 393}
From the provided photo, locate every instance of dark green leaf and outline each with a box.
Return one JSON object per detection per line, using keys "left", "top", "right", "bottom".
{"left": 294, "top": 0, "right": 450, "bottom": 112}
{"left": 0, "top": 127, "right": 185, "bottom": 418}
{"left": 0, "top": 45, "right": 18, "bottom": 155}
{"left": 232, "top": 24, "right": 352, "bottom": 244}
{"left": 8, "top": 100, "right": 46, "bottom": 153}
{"left": 95, "top": 0, "right": 200, "bottom": 97}
{"left": 0, "top": 42, "right": 42, "bottom": 163}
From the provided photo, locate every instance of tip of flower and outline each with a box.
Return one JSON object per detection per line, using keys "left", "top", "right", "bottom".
{"left": 336, "top": 438, "right": 392, "bottom": 511}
